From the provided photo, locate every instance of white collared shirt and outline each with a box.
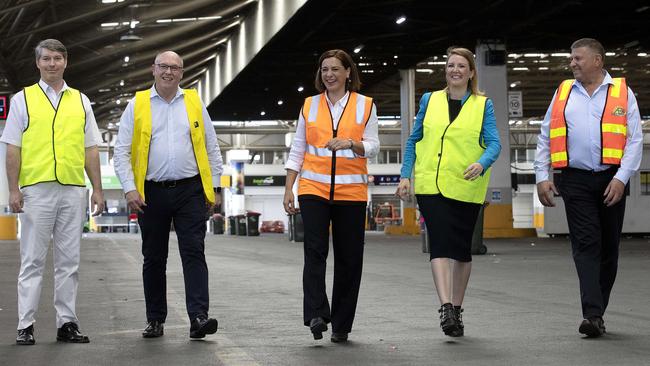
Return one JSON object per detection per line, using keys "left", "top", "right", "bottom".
{"left": 285, "top": 91, "right": 380, "bottom": 172}
{"left": 113, "top": 85, "right": 223, "bottom": 194}
{"left": 0, "top": 79, "right": 101, "bottom": 147}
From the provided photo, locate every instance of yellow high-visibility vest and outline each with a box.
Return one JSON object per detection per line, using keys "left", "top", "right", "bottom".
{"left": 414, "top": 90, "right": 490, "bottom": 204}
{"left": 20, "top": 83, "right": 86, "bottom": 187}
{"left": 132, "top": 88, "right": 215, "bottom": 204}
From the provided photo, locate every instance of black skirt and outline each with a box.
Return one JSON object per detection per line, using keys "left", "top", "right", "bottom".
{"left": 416, "top": 194, "right": 481, "bottom": 262}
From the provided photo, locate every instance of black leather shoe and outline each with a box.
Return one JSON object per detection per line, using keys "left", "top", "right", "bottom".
{"left": 579, "top": 317, "right": 605, "bottom": 338}
{"left": 438, "top": 303, "right": 459, "bottom": 336}
{"left": 309, "top": 317, "right": 327, "bottom": 340}
{"left": 142, "top": 320, "right": 164, "bottom": 338}
{"left": 330, "top": 332, "right": 348, "bottom": 343}
{"left": 56, "top": 322, "right": 90, "bottom": 343}
{"left": 16, "top": 325, "right": 35, "bottom": 345}
{"left": 449, "top": 306, "right": 464, "bottom": 337}
{"left": 190, "top": 316, "right": 218, "bottom": 339}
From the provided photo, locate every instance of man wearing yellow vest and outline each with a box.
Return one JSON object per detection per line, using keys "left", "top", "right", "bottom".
{"left": 1, "top": 39, "right": 104, "bottom": 345}
{"left": 535, "top": 38, "right": 643, "bottom": 338}
{"left": 114, "top": 51, "right": 223, "bottom": 339}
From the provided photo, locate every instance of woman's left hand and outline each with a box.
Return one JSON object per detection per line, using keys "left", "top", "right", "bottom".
{"left": 325, "top": 137, "right": 353, "bottom": 151}
{"left": 463, "top": 163, "right": 484, "bottom": 180}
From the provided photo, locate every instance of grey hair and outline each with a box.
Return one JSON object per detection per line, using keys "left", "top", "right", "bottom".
{"left": 35, "top": 39, "right": 67, "bottom": 60}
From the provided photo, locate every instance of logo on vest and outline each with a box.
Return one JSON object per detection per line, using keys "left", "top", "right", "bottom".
{"left": 612, "top": 106, "right": 626, "bottom": 116}
{"left": 194, "top": 121, "right": 199, "bottom": 128}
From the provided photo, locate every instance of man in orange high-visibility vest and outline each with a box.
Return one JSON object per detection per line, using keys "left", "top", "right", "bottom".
{"left": 534, "top": 38, "right": 643, "bottom": 338}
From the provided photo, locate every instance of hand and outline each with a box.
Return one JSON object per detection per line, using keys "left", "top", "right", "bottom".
{"left": 463, "top": 163, "right": 484, "bottom": 180}
{"left": 395, "top": 178, "right": 411, "bottom": 201}
{"left": 537, "top": 180, "right": 559, "bottom": 207}
{"left": 9, "top": 190, "right": 23, "bottom": 213}
{"left": 325, "top": 137, "right": 353, "bottom": 151}
{"left": 283, "top": 189, "right": 297, "bottom": 215}
{"left": 603, "top": 178, "right": 625, "bottom": 207}
{"left": 125, "top": 190, "right": 146, "bottom": 213}
{"left": 90, "top": 190, "right": 105, "bottom": 216}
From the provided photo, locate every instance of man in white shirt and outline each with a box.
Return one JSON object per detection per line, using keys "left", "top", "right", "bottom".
{"left": 1, "top": 39, "right": 104, "bottom": 345}
{"left": 113, "top": 51, "right": 223, "bottom": 339}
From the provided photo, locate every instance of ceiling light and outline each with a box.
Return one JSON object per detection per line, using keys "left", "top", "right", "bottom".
{"left": 120, "top": 30, "right": 142, "bottom": 41}
{"left": 605, "top": 52, "right": 616, "bottom": 56}
{"left": 353, "top": 45, "right": 364, "bottom": 54}
{"left": 416, "top": 68, "right": 433, "bottom": 73}
{"left": 277, "top": 100, "right": 283, "bottom": 105}
{"left": 119, "top": 80, "right": 125, "bottom": 86}
{"left": 538, "top": 67, "right": 549, "bottom": 70}
{"left": 551, "top": 53, "right": 570, "bottom": 57}
{"left": 638, "top": 52, "right": 648, "bottom": 57}
{"left": 297, "top": 86, "right": 304, "bottom": 92}
{"left": 395, "top": 16, "right": 406, "bottom": 24}
{"left": 101, "top": 22, "right": 119, "bottom": 27}
{"left": 260, "top": 111, "right": 266, "bottom": 116}
{"left": 512, "top": 67, "right": 529, "bottom": 71}
{"left": 393, "top": 55, "right": 398, "bottom": 59}
{"left": 123, "top": 56, "right": 130, "bottom": 63}
{"left": 116, "top": 99, "right": 121, "bottom": 105}
{"left": 130, "top": 20, "right": 138, "bottom": 29}
{"left": 157, "top": 19, "right": 172, "bottom": 23}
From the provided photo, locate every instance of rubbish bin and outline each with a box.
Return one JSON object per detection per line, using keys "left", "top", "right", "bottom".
{"left": 228, "top": 216, "right": 236, "bottom": 235}
{"left": 236, "top": 214, "right": 247, "bottom": 236}
{"left": 289, "top": 210, "right": 304, "bottom": 242}
{"left": 471, "top": 203, "right": 488, "bottom": 255}
{"left": 128, "top": 213, "right": 138, "bottom": 234}
{"left": 246, "top": 212, "right": 260, "bottom": 236}
{"left": 212, "top": 215, "right": 224, "bottom": 234}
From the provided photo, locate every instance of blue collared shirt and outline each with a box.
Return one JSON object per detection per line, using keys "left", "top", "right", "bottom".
{"left": 400, "top": 91, "right": 501, "bottom": 178}
{"left": 534, "top": 72, "right": 643, "bottom": 184}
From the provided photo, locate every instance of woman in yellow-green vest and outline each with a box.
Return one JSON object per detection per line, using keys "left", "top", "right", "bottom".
{"left": 396, "top": 47, "right": 501, "bottom": 337}
{"left": 283, "top": 49, "right": 379, "bottom": 343}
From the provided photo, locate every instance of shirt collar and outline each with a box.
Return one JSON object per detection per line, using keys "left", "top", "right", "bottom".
{"left": 150, "top": 84, "right": 183, "bottom": 101}
{"left": 574, "top": 70, "right": 612, "bottom": 90}
{"left": 39, "top": 79, "right": 68, "bottom": 94}
{"left": 325, "top": 90, "right": 350, "bottom": 108}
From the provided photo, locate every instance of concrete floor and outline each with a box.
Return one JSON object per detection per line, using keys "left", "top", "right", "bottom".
{"left": 0, "top": 231, "right": 649, "bottom": 366}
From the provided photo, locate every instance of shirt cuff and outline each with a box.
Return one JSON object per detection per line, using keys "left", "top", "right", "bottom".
{"left": 285, "top": 161, "right": 302, "bottom": 173}
{"left": 613, "top": 169, "right": 632, "bottom": 185}
{"left": 212, "top": 174, "right": 221, "bottom": 188}
{"left": 535, "top": 171, "right": 550, "bottom": 184}
{"left": 122, "top": 181, "right": 137, "bottom": 194}
{"left": 356, "top": 141, "right": 370, "bottom": 158}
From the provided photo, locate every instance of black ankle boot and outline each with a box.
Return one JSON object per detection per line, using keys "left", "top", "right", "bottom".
{"left": 450, "top": 306, "right": 464, "bottom": 337}
{"left": 438, "top": 303, "right": 459, "bottom": 336}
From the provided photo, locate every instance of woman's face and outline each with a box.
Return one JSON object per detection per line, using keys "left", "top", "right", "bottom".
{"left": 320, "top": 57, "right": 350, "bottom": 94}
{"left": 445, "top": 54, "right": 474, "bottom": 90}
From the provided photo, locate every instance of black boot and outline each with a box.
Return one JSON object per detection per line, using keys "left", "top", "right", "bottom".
{"left": 449, "top": 306, "right": 464, "bottom": 337}
{"left": 438, "top": 303, "right": 459, "bottom": 336}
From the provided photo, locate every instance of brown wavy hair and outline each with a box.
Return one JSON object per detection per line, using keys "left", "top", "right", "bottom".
{"left": 314, "top": 49, "right": 361, "bottom": 93}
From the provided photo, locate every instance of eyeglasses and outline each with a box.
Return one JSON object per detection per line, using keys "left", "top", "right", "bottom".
{"left": 155, "top": 63, "right": 183, "bottom": 73}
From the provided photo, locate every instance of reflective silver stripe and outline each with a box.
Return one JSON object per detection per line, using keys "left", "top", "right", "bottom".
{"left": 355, "top": 94, "right": 367, "bottom": 124}
{"left": 306, "top": 144, "right": 355, "bottom": 158}
{"left": 301, "top": 170, "right": 368, "bottom": 184}
{"left": 307, "top": 94, "right": 321, "bottom": 123}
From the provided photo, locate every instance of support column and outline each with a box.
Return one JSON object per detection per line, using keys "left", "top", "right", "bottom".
{"left": 387, "top": 69, "right": 419, "bottom": 235}
{"left": 475, "top": 43, "right": 534, "bottom": 237}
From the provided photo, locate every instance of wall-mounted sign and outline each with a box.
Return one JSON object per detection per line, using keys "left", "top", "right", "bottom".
{"left": 369, "top": 175, "right": 401, "bottom": 186}
{"left": 0, "top": 95, "right": 9, "bottom": 119}
{"left": 244, "top": 175, "right": 286, "bottom": 187}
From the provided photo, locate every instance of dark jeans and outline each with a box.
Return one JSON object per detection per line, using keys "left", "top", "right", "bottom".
{"left": 299, "top": 198, "right": 366, "bottom": 334}
{"left": 558, "top": 168, "right": 626, "bottom": 319}
{"left": 138, "top": 176, "right": 210, "bottom": 322}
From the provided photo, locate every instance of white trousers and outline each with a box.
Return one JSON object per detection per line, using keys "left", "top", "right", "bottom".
{"left": 17, "top": 182, "right": 85, "bottom": 330}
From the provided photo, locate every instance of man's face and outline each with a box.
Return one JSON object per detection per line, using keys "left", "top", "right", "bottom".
{"left": 152, "top": 52, "right": 183, "bottom": 90}
{"left": 36, "top": 48, "right": 67, "bottom": 84}
{"left": 569, "top": 46, "right": 602, "bottom": 82}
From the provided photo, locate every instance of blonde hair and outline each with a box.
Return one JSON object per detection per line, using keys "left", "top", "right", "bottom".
{"left": 446, "top": 47, "right": 483, "bottom": 96}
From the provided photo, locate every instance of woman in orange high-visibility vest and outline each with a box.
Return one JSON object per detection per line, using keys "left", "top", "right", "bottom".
{"left": 283, "top": 49, "right": 379, "bottom": 343}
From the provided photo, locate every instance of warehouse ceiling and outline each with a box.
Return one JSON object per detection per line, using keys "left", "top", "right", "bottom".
{"left": 1, "top": 0, "right": 649, "bottom": 130}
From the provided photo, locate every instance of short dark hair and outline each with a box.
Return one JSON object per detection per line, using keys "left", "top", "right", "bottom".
{"left": 314, "top": 49, "right": 361, "bottom": 93}
{"left": 571, "top": 38, "right": 605, "bottom": 63}
{"left": 35, "top": 39, "right": 67, "bottom": 60}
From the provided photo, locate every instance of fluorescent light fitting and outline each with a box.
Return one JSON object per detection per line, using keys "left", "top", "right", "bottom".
{"left": 353, "top": 45, "right": 364, "bottom": 54}
{"left": 416, "top": 68, "right": 434, "bottom": 73}
{"left": 512, "top": 67, "right": 529, "bottom": 71}
{"left": 606, "top": 52, "right": 616, "bottom": 56}
{"left": 538, "top": 67, "right": 549, "bottom": 70}
{"left": 551, "top": 53, "right": 570, "bottom": 57}
{"left": 638, "top": 52, "right": 648, "bottom": 57}
{"left": 101, "top": 22, "right": 119, "bottom": 27}
{"left": 157, "top": 19, "right": 172, "bottom": 23}
{"left": 395, "top": 16, "right": 406, "bottom": 24}
{"left": 198, "top": 16, "right": 222, "bottom": 20}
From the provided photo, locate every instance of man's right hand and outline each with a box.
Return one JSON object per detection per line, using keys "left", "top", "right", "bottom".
{"left": 125, "top": 190, "right": 146, "bottom": 213}
{"left": 537, "top": 181, "right": 559, "bottom": 207}
{"left": 9, "top": 190, "right": 23, "bottom": 213}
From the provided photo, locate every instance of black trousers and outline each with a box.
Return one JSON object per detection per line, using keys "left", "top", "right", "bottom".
{"left": 138, "top": 176, "right": 210, "bottom": 322}
{"left": 558, "top": 168, "right": 626, "bottom": 319}
{"left": 299, "top": 198, "right": 366, "bottom": 334}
